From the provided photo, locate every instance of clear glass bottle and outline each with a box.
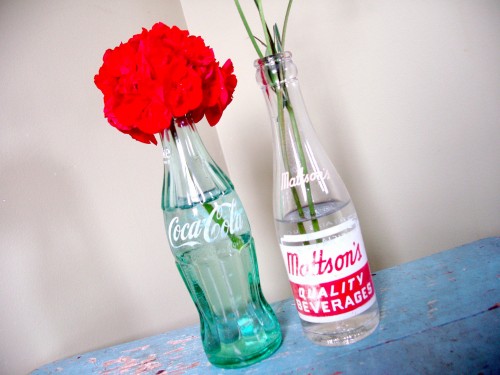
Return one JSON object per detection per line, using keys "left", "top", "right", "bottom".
{"left": 161, "top": 116, "right": 282, "bottom": 368}
{"left": 255, "top": 52, "right": 379, "bottom": 346}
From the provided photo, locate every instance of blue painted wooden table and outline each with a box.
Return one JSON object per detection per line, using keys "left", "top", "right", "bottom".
{"left": 32, "top": 237, "right": 500, "bottom": 374}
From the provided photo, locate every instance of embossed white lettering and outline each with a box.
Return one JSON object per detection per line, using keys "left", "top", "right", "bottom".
{"left": 168, "top": 198, "right": 243, "bottom": 248}
{"left": 281, "top": 167, "right": 330, "bottom": 190}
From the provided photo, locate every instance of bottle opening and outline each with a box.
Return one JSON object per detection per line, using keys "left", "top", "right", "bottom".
{"left": 254, "top": 51, "right": 293, "bottom": 68}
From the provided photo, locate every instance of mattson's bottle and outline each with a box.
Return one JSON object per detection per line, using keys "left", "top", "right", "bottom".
{"left": 255, "top": 52, "right": 380, "bottom": 346}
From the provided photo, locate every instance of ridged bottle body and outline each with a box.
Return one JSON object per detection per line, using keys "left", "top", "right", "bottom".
{"left": 255, "top": 52, "right": 379, "bottom": 345}
{"left": 162, "top": 118, "right": 281, "bottom": 367}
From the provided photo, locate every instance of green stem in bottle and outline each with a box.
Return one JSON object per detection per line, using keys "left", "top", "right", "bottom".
{"left": 274, "top": 58, "right": 320, "bottom": 236}
{"left": 234, "top": 1, "right": 319, "bottom": 235}
{"left": 276, "top": 84, "right": 307, "bottom": 236}
{"left": 266, "top": 57, "right": 320, "bottom": 238}
{"left": 202, "top": 202, "right": 245, "bottom": 250}
{"left": 284, "top": 100, "right": 321, "bottom": 234}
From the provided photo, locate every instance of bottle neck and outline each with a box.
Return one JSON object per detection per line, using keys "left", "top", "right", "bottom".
{"left": 255, "top": 52, "right": 316, "bottom": 147}
{"left": 161, "top": 116, "right": 207, "bottom": 165}
{"left": 161, "top": 116, "right": 232, "bottom": 210}
{"left": 255, "top": 52, "right": 322, "bottom": 174}
{"left": 255, "top": 52, "right": 351, "bottom": 222}
{"left": 255, "top": 51, "right": 297, "bottom": 89}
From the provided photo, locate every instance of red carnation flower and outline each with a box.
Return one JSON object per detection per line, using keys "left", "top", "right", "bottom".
{"left": 94, "top": 22, "right": 237, "bottom": 145}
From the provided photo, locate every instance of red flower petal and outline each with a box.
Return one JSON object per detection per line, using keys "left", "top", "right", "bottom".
{"left": 94, "top": 22, "right": 237, "bottom": 144}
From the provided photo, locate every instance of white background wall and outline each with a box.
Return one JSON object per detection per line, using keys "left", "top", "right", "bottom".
{"left": 1, "top": 1, "right": 499, "bottom": 374}
{"left": 0, "top": 1, "right": 191, "bottom": 374}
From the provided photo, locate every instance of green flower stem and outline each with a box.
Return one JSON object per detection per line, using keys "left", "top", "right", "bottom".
{"left": 276, "top": 85, "right": 307, "bottom": 237}
{"left": 265, "top": 59, "right": 321, "bottom": 238}
{"left": 284, "top": 100, "right": 321, "bottom": 234}
{"left": 234, "top": 0, "right": 263, "bottom": 58}
{"left": 233, "top": 1, "right": 320, "bottom": 236}
{"left": 202, "top": 202, "right": 245, "bottom": 250}
{"left": 255, "top": 0, "right": 273, "bottom": 56}
{"left": 281, "top": 0, "right": 294, "bottom": 47}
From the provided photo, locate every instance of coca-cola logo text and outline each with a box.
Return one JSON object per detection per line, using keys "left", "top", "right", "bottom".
{"left": 168, "top": 199, "right": 243, "bottom": 248}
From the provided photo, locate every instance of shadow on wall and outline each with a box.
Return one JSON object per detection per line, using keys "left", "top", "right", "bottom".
{"left": 0, "top": 154, "right": 136, "bottom": 373}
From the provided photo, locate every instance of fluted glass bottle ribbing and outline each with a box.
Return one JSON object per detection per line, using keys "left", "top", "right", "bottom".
{"left": 255, "top": 52, "right": 379, "bottom": 346}
{"left": 161, "top": 117, "right": 282, "bottom": 368}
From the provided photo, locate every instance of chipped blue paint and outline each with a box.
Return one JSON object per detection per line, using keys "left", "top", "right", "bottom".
{"left": 32, "top": 237, "right": 500, "bottom": 374}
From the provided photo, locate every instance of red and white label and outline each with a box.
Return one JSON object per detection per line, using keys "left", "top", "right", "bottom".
{"left": 280, "top": 220, "right": 376, "bottom": 323}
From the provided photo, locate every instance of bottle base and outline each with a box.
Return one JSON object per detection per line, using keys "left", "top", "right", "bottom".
{"left": 207, "top": 331, "right": 282, "bottom": 369}
{"left": 301, "top": 303, "right": 380, "bottom": 346}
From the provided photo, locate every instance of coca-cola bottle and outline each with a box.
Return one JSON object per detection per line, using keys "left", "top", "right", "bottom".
{"left": 255, "top": 52, "right": 379, "bottom": 346}
{"left": 161, "top": 116, "right": 282, "bottom": 368}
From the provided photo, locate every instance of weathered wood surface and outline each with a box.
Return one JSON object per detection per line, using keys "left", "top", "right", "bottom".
{"left": 32, "top": 237, "right": 500, "bottom": 374}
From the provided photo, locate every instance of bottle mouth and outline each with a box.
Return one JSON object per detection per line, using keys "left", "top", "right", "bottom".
{"left": 254, "top": 51, "right": 297, "bottom": 88}
{"left": 254, "top": 51, "right": 292, "bottom": 68}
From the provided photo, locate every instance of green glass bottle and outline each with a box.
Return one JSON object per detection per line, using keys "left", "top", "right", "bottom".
{"left": 161, "top": 116, "right": 282, "bottom": 368}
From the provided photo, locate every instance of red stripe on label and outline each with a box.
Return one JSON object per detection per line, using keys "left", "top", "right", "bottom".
{"left": 289, "top": 262, "right": 375, "bottom": 318}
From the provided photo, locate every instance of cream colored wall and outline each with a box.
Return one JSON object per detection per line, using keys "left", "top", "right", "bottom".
{"left": 1, "top": 1, "right": 499, "bottom": 374}
{"left": 0, "top": 1, "right": 198, "bottom": 374}
{"left": 180, "top": 0, "right": 500, "bottom": 290}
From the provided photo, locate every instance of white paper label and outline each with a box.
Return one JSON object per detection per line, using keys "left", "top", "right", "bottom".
{"left": 280, "top": 220, "right": 376, "bottom": 323}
